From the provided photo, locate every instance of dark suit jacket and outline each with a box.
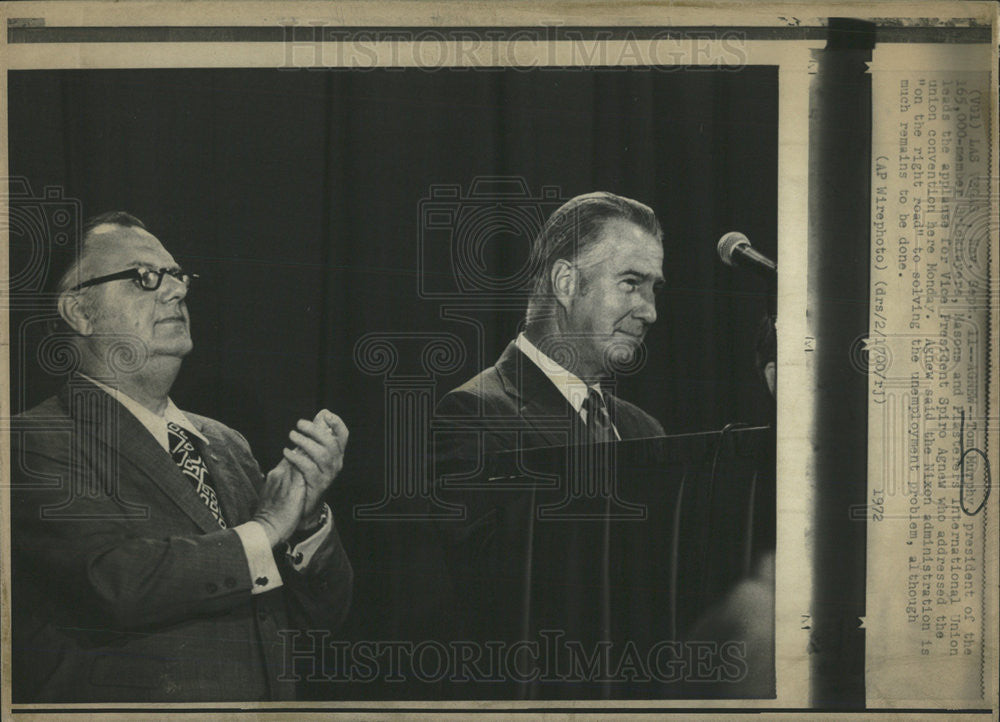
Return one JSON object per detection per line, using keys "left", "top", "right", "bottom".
{"left": 10, "top": 377, "right": 353, "bottom": 703}
{"left": 429, "top": 341, "right": 664, "bottom": 641}
{"left": 435, "top": 340, "right": 664, "bottom": 459}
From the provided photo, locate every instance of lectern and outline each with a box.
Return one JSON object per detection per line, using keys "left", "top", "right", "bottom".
{"left": 433, "top": 425, "right": 775, "bottom": 698}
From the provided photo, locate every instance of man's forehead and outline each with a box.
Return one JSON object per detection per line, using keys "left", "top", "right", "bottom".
{"left": 82, "top": 225, "right": 173, "bottom": 269}
{"left": 583, "top": 220, "right": 663, "bottom": 267}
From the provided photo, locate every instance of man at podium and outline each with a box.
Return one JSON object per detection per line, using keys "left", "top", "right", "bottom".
{"left": 429, "top": 192, "right": 671, "bottom": 682}
{"left": 428, "top": 191, "right": 773, "bottom": 698}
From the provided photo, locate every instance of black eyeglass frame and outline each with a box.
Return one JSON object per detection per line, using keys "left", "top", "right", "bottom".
{"left": 69, "top": 266, "right": 199, "bottom": 292}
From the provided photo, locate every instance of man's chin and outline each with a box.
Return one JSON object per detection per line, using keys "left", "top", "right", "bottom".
{"left": 152, "top": 338, "right": 194, "bottom": 358}
{"left": 607, "top": 344, "right": 635, "bottom": 362}
{"left": 173, "top": 340, "right": 194, "bottom": 357}
{"left": 603, "top": 336, "right": 643, "bottom": 373}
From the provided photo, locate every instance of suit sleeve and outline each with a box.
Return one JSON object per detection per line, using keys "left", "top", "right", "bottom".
{"left": 277, "top": 518, "right": 354, "bottom": 634}
{"left": 221, "top": 426, "right": 353, "bottom": 635}
{"left": 11, "top": 442, "right": 257, "bottom": 632}
{"left": 432, "top": 388, "right": 486, "bottom": 472}
{"left": 432, "top": 388, "right": 511, "bottom": 529}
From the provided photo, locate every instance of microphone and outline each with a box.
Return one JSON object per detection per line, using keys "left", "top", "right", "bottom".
{"left": 717, "top": 232, "right": 776, "bottom": 278}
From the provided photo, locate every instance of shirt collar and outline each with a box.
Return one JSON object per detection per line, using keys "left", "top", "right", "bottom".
{"left": 514, "top": 332, "right": 603, "bottom": 415}
{"left": 79, "top": 373, "right": 209, "bottom": 452}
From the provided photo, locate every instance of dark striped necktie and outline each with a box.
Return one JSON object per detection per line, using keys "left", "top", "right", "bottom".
{"left": 167, "top": 421, "right": 227, "bottom": 528}
{"left": 582, "top": 387, "right": 617, "bottom": 443}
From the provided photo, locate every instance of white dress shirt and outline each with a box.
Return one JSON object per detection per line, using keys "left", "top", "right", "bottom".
{"left": 81, "top": 374, "right": 332, "bottom": 593}
{"left": 514, "top": 333, "right": 621, "bottom": 440}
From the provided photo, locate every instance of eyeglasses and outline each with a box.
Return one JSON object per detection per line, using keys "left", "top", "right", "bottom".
{"left": 70, "top": 266, "right": 199, "bottom": 292}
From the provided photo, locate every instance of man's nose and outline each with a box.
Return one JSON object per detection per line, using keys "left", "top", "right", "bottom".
{"left": 633, "top": 291, "right": 657, "bottom": 325}
{"left": 158, "top": 273, "right": 188, "bottom": 303}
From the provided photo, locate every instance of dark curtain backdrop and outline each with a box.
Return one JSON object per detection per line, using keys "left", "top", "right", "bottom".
{"left": 9, "top": 67, "right": 777, "bottom": 695}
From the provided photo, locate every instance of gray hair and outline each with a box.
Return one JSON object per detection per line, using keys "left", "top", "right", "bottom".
{"left": 525, "top": 191, "right": 661, "bottom": 324}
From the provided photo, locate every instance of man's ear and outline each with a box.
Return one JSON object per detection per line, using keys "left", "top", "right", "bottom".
{"left": 57, "top": 291, "right": 94, "bottom": 336}
{"left": 550, "top": 259, "right": 577, "bottom": 312}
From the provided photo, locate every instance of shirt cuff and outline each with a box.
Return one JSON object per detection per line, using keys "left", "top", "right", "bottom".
{"left": 233, "top": 521, "right": 284, "bottom": 594}
{"left": 285, "top": 503, "right": 333, "bottom": 572}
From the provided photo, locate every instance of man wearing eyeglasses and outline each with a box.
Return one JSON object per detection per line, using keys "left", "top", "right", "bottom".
{"left": 10, "top": 212, "right": 353, "bottom": 702}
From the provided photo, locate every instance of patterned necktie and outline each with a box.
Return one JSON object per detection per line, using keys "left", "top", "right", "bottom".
{"left": 582, "top": 387, "right": 617, "bottom": 443}
{"left": 167, "top": 421, "right": 227, "bottom": 528}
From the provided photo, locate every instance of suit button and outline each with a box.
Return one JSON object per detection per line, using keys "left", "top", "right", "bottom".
{"left": 205, "top": 582, "right": 218, "bottom": 594}
{"left": 224, "top": 576, "right": 237, "bottom": 588}
{"left": 258, "top": 610, "right": 268, "bottom": 621}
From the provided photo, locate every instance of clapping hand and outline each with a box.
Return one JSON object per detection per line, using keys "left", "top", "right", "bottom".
{"left": 253, "top": 458, "right": 307, "bottom": 547}
{"left": 282, "top": 409, "right": 349, "bottom": 529}
{"left": 253, "top": 410, "right": 348, "bottom": 546}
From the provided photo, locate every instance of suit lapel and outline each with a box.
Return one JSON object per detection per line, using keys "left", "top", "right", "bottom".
{"left": 60, "top": 378, "right": 226, "bottom": 533}
{"left": 603, "top": 391, "right": 659, "bottom": 440}
{"left": 494, "top": 342, "right": 590, "bottom": 448}
{"left": 186, "top": 418, "right": 258, "bottom": 526}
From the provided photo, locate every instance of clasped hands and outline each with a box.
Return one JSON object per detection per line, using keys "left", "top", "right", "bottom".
{"left": 253, "top": 409, "right": 349, "bottom": 547}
